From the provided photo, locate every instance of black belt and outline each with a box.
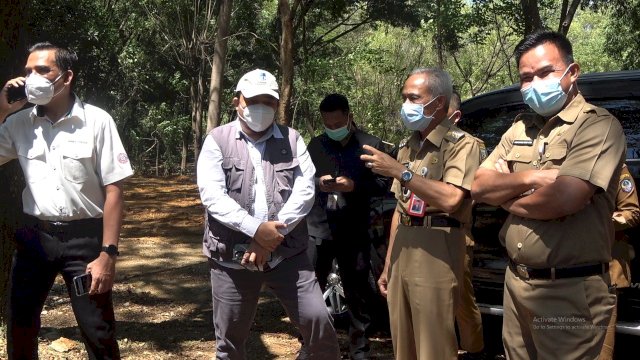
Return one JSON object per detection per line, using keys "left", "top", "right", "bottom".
{"left": 25, "top": 214, "right": 102, "bottom": 237}
{"left": 509, "top": 259, "right": 608, "bottom": 280}
{"left": 399, "top": 213, "right": 461, "bottom": 228}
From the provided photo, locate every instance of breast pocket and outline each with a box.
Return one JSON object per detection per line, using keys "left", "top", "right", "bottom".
{"left": 506, "top": 145, "right": 535, "bottom": 171}
{"left": 17, "top": 145, "right": 49, "bottom": 183}
{"left": 62, "top": 146, "right": 94, "bottom": 183}
{"left": 541, "top": 143, "right": 567, "bottom": 168}
{"left": 221, "top": 157, "right": 246, "bottom": 193}
{"left": 274, "top": 160, "right": 299, "bottom": 202}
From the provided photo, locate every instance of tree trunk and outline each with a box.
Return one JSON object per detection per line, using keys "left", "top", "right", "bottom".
{"left": 558, "top": 0, "right": 581, "bottom": 35}
{"left": 278, "top": 0, "right": 297, "bottom": 126}
{"left": 181, "top": 131, "right": 188, "bottom": 175}
{"left": 206, "top": 0, "right": 233, "bottom": 133}
{"left": 190, "top": 73, "right": 203, "bottom": 164}
{"left": 520, "top": 0, "right": 544, "bottom": 35}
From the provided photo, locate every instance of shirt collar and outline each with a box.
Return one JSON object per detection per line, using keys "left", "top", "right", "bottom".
{"left": 555, "top": 93, "right": 586, "bottom": 124}
{"left": 29, "top": 94, "right": 85, "bottom": 125}
{"left": 233, "top": 118, "right": 281, "bottom": 143}
{"left": 406, "top": 117, "right": 453, "bottom": 151}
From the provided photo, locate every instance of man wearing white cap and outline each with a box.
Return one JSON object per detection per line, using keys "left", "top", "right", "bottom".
{"left": 197, "top": 69, "right": 340, "bottom": 359}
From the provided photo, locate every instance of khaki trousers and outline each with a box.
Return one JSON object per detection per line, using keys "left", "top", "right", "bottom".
{"left": 387, "top": 224, "right": 465, "bottom": 360}
{"left": 502, "top": 267, "right": 615, "bottom": 360}
{"left": 455, "top": 244, "right": 484, "bottom": 353}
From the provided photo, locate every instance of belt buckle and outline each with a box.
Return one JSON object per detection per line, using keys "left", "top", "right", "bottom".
{"left": 516, "top": 264, "right": 530, "bottom": 280}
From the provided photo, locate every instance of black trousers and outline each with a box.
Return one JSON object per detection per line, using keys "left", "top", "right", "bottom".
{"left": 313, "top": 231, "right": 377, "bottom": 359}
{"left": 7, "top": 217, "right": 120, "bottom": 360}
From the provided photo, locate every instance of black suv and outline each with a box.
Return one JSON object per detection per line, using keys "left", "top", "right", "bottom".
{"left": 459, "top": 70, "right": 640, "bottom": 344}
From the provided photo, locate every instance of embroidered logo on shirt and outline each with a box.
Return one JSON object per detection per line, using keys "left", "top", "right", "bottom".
{"left": 117, "top": 153, "right": 129, "bottom": 164}
{"left": 621, "top": 177, "right": 634, "bottom": 193}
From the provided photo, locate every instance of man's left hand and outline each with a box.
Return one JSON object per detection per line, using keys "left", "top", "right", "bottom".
{"left": 86, "top": 252, "right": 117, "bottom": 295}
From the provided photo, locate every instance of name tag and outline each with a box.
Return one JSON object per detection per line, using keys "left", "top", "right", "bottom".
{"left": 513, "top": 139, "right": 534, "bottom": 146}
{"left": 407, "top": 193, "right": 426, "bottom": 217}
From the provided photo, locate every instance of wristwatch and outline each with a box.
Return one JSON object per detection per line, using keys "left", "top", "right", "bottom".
{"left": 400, "top": 169, "right": 414, "bottom": 185}
{"left": 101, "top": 245, "right": 120, "bottom": 257}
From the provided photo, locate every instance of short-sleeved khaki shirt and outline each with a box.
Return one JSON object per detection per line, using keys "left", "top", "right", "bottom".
{"left": 391, "top": 118, "right": 482, "bottom": 225}
{"left": 480, "top": 94, "right": 626, "bottom": 267}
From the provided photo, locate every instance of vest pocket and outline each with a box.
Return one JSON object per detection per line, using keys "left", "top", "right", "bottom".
{"left": 274, "top": 161, "right": 299, "bottom": 202}
{"left": 221, "top": 157, "right": 245, "bottom": 191}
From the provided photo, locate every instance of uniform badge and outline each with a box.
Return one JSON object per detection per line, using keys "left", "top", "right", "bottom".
{"left": 621, "top": 178, "right": 634, "bottom": 193}
{"left": 326, "top": 193, "right": 338, "bottom": 210}
{"left": 479, "top": 142, "right": 487, "bottom": 161}
{"left": 407, "top": 193, "right": 426, "bottom": 217}
{"left": 420, "top": 167, "right": 428, "bottom": 177}
{"left": 281, "top": 148, "right": 288, "bottom": 155}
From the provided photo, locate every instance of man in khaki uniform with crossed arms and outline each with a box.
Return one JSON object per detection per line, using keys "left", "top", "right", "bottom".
{"left": 472, "top": 31, "right": 624, "bottom": 359}
{"left": 360, "top": 67, "right": 482, "bottom": 360}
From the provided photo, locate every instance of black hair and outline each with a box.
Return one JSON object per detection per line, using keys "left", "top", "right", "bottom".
{"left": 319, "top": 93, "right": 350, "bottom": 113}
{"left": 514, "top": 31, "right": 574, "bottom": 67}
{"left": 28, "top": 42, "right": 78, "bottom": 73}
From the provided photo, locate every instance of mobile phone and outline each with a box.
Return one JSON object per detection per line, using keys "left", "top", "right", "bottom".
{"left": 323, "top": 178, "right": 337, "bottom": 184}
{"left": 7, "top": 84, "right": 26, "bottom": 104}
{"left": 73, "top": 273, "right": 92, "bottom": 296}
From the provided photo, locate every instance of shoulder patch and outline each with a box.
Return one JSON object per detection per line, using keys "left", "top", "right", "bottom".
{"left": 478, "top": 141, "right": 488, "bottom": 161}
{"left": 444, "top": 129, "right": 465, "bottom": 144}
{"left": 621, "top": 176, "right": 635, "bottom": 193}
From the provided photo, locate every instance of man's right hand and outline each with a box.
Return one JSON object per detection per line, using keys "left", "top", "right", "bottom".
{"left": 1, "top": 77, "right": 27, "bottom": 121}
{"left": 254, "top": 221, "right": 286, "bottom": 251}
{"left": 377, "top": 261, "right": 390, "bottom": 298}
{"left": 529, "top": 169, "right": 559, "bottom": 189}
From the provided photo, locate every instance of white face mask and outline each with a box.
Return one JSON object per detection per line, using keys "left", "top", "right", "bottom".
{"left": 25, "top": 73, "right": 64, "bottom": 105}
{"left": 239, "top": 104, "right": 275, "bottom": 132}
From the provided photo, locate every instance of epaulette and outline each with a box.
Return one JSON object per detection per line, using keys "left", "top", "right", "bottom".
{"left": 444, "top": 128, "right": 465, "bottom": 144}
{"left": 399, "top": 136, "right": 411, "bottom": 148}
{"left": 475, "top": 137, "right": 488, "bottom": 161}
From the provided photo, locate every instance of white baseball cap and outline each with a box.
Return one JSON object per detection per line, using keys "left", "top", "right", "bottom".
{"left": 235, "top": 69, "right": 279, "bottom": 100}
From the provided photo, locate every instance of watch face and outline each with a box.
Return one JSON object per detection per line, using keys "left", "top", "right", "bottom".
{"left": 402, "top": 170, "right": 413, "bottom": 182}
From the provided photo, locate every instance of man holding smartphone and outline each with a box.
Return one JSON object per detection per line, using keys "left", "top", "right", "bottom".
{"left": 0, "top": 42, "right": 133, "bottom": 359}
{"left": 306, "top": 93, "right": 390, "bottom": 360}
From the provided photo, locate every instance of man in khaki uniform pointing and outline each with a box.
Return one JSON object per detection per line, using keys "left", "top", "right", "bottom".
{"left": 360, "top": 68, "right": 482, "bottom": 360}
{"left": 472, "top": 31, "right": 624, "bottom": 359}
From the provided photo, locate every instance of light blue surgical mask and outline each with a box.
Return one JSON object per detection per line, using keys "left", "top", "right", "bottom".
{"left": 400, "top": 96, "right": 438, "bottom": 131}
{"left": 325, "top": 121, "right": 351, "bottom": 141}
{"left": 521, "top": 64, "right": 574, "bottom": 117}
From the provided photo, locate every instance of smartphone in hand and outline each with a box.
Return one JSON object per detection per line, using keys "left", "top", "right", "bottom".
{"left": 7, "top": 84, "right": 26, "bottom": 104}
{"left": 73, "top": 273, "right": 92, "bottom": 296}
{"left": 323, "top": 177, "right": 337, "bottom": 185}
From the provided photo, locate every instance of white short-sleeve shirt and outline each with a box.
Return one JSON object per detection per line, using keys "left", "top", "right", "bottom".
{"left": 0, "top": 96, "right": 134, "bottom": 220}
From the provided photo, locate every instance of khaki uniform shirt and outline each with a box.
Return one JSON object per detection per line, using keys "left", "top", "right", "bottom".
{"left": 481, "top": 94, "right": 625, "bottom": 268}
{"left": 391, "top": 118, "right": 481, "bottom": 224}
{"left": 611, "top": 164, "right": 640, "bottom": 287}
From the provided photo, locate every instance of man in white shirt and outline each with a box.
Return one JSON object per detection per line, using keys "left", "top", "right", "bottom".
{"left": 197, "top": 69, "right": 339, "bottom": 359}
{"left": 0, "top": 42, "right": 133, "bottom": 359}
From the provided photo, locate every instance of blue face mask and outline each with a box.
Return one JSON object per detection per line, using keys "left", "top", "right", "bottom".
{"left": 521, "top": 65, "right": 574, "bottom": 117}
{"left": 400, "top": 96, "right": 438, "bottom": 131}
{"left": 325, "top": 122, "right": 351, "bottom": 141}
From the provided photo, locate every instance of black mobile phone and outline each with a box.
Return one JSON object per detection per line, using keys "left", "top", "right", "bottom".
{"left": 7, "top": 84, "right": 26, "bottom": 104}
{"left": 73, "top": 273, "right": 92, "bottom": 296}
{"left": 323, "top": 178, "right": 337, "bottom": 184}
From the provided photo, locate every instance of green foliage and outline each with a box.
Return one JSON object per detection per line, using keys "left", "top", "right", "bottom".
{"left": 603, "top": 0, "right": 640, "bottom": 69}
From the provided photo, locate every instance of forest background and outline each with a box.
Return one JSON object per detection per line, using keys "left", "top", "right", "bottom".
{"left": 0, "top": 0, "right": 639, "bottom": 326}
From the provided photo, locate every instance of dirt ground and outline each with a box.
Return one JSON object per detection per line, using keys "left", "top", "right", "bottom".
{"left": 0, "top": 175, "right": 395, "bottom": 359}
